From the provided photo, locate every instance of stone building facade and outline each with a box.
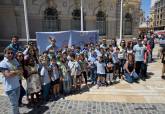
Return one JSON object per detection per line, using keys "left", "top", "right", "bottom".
{"left": 0, "top": 0, "right": 141, "bottom": 41}
{"left": 154, "top": 0, "right": 165, "bottom": 30}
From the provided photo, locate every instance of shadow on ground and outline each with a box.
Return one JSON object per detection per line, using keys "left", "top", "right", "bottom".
{"left": 25, "top": 105, "right": 49, "bottom": 114}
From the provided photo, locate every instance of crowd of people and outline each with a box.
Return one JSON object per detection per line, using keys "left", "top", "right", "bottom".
{"left": 0, "top": 33, "right": 158, "bottom": 114}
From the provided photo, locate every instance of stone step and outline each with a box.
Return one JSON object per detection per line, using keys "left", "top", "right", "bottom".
{"left": 65, "top": 94, "right": 165, "bottom": 103}
{"left": 87, "top": 89, "right": 165, "bottom": 96}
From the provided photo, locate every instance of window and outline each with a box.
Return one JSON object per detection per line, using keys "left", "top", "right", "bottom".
{"left": 43, "top": 7, "right": 60, "bottom": 32}
{"left": 71, "top": 9, "right": 81, "bottom": 30}
{"left": 12, "top": 0, "right": 23, "bottom": 6}
{"left": 124, "top": 13, "right": 132, "bottom": 35}
{"left": 160, "top": 20, "right": 162, "bottom": 25}
{"left": 96, "top": 11, "right": 106, "bottom": 35}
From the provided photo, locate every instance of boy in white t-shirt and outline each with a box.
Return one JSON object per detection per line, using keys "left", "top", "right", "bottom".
{"left": 40, "top": 55, "right": 51, "bottom": 101}
{"left": 94, "top": 56, "right": 106, "bottom": 88}
{"left": 68, "top": 53, "right": 82, "bottom": 91}
{"left": 49, "top": 57, "right": 60, "bottom": 99}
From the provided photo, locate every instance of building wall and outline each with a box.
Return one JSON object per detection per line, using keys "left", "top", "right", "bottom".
{"left": 0, "top": 4, "right": 18, "bottom": 39}
{"left": 116, "top": 0, "right": 141, "bottom": 38}
{"left": 154, "top": 0, "right": 165, "bottom": 30}
{"left": 0, "top": 0, "right": 141, "bottom": 40}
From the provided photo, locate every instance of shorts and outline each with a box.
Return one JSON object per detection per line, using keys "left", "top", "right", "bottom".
{"left": 97, "top": 74, "right": 106, "bottom": 77}
{"left": 51, "top": 78, "right": 60, "bottom": 85}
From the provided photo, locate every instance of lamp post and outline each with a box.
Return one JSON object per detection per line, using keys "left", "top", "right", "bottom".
{"left": 119, "top": 0, "right": 123, "bottom": 42}
{"left": 146, "top": 16, "right": 150, "bottom": 33}
{"left": 23, "top": 0, "right": 30, "bottom": 43}
{"left": 80, "top": 0, "right": 84, "bottom": 31}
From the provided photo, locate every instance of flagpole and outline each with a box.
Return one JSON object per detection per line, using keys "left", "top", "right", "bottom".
{"left": 80, "top": 0, "right": 84, "bottom": 31}
{"left": 23, "top": 0, "right": 30, "bottom": 43}
{"left": 119, "top": 0, "right": 123, "bottom": 42}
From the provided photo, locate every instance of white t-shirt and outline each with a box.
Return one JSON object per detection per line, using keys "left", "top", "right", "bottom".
{"left": 40, "top": 66, "right": 51, "bottom": 85}
{"left": 133, "top": 44, "right": 146, "bottom": 62}
{"left": 95, "top": 49, "right": 102, "bottom": 57}
{"left": 52, "top": 65, "right": 60, "bottom": 81}
{"left": 68, "top": 60, "right": 81, "bottom": 76}
{"left": 95, "top": 61, "right": 106, "bottom": 74}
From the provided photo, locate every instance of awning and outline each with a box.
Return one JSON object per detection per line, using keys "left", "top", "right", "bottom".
{"left": 154, "top": 30, "right": 165, "bottom": 35}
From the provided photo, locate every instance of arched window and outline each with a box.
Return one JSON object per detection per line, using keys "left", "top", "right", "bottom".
{"left": 96, "top": 11, "right": 106, "bottom": 35}
{"left": 71, "top": 9, "right": 81, "bottom": 30}
{"left": 43, "top": 7, "right": 60, "bottom": 31}
{"left": 124, "top": 13, "right": 132, "bottom": 35}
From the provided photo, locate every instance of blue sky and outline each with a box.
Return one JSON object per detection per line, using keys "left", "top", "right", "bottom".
{"left": 141, "top": 0, "right": 151, "bottom": 18}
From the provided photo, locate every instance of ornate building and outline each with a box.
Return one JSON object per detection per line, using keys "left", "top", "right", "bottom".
{"left": 153, "top": 0, "right": 165, "bottom": 31}
{"left": 0, "top": 0, "right": 141, "bottom": 41}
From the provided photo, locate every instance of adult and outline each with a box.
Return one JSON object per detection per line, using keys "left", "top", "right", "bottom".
{"left": 111, "top": 38, "right": 117, "bottom": 51}
{"left": 0, "top": 47, "right": 22, "bottom": 114}
{"left": 46, "top": 37, "right": 58, "bottom": 59}
{"left": 126, "top": 41, "right": 133, "bottom": 55}
{"left": 148, "top": 35, "right": 155, "bottom": 61}
{"left": 100, "top": 37, "right": 107, "bottom": 49}
{"left": 16, "top": 51, "right": 26, "bottom": 106}
{"left": 118, "top": 40, "right": 127, "bottom": 77}
{"left": 161, "top": 47, "right": 165, "bottom": 79}
{"left": 124, "top": 53, "right": 139, "bottom": 83}
{"left": 133, "top": 38, "right": 147, "bottom": 80}
{"left": 7, "top": 35, "right": 23, "bottom": 56}
{"left": 23, "top": 42, "right": 39, "bottom": 64}
{"left": 132, "top": 38, "right": 137, "bottom": 48}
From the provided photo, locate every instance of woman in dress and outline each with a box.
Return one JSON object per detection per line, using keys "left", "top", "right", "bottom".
{"left": 60, "top": 56, "right": 72, "bottom": 95}
{"left": 26, "top": 57, "right": 41, "bottom": 105}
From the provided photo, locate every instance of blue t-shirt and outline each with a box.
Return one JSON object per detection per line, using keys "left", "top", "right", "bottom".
{"left": 7, "top": 43, "right": 23, "bottom": 55}
{"left": 46, "top": 45, "right": 58, "bottom": 53}
{"left": 133, "top": 44, "right": 146, "bottom": 62}
{"left": 112, "top": 52, "right": 119, "bottom": 64}
{"left": 0, "top": 57, "right": 20, "bottom": 92}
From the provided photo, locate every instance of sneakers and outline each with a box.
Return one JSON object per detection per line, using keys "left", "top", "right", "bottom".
{"left": 97, "top": 84, "right": 99, "bottom": 89}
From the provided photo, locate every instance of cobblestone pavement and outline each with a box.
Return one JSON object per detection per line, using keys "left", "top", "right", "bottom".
{"left": 0, "top": 96, "right": 165, "bottom": 114}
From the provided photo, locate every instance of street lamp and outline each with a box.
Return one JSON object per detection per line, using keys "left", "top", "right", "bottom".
{"left": 146, "top": 16, "right": 150, "bottom": 32}
{"left": 80, "top": 0, "right": 83, "bottom": 31}
{"left": 119, "top": 0, "right": 123, "bottom": 42}
{"left": 23, "top": 0, "right": 30, "bottom": 43}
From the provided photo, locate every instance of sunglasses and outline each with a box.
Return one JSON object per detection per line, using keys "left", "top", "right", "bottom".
{"left": 7, "top": 52, "right": 13, "bottom": 55}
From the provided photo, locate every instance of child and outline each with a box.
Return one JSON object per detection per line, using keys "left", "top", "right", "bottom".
{"left": 68, "top": 53, "right": 82, "bottom": 92}
{"left": 39, "top": 55, "right": 51, "bottom": 101}
{"left": 95, "top": 56, "right": 106, "bottom": 88}
{"left": 78, "top": 54, "right": 88, "bottom": 86}
{"left": 60, "top": 57, "right": 72, "bottom": 95}
{"left": 88, "top": 50, "right": 97, "bottom": 85}
{"left": 26, "top": 57, "right": 41, "bottom": 105}
{"left": 106, "top": 54, "right": 114, "bottom": 85}
{"left": 49, "top": 57, "right": 60, "bottom": 100}
{"left": 112, "top": 47, "right": 120, "bottom": 81}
